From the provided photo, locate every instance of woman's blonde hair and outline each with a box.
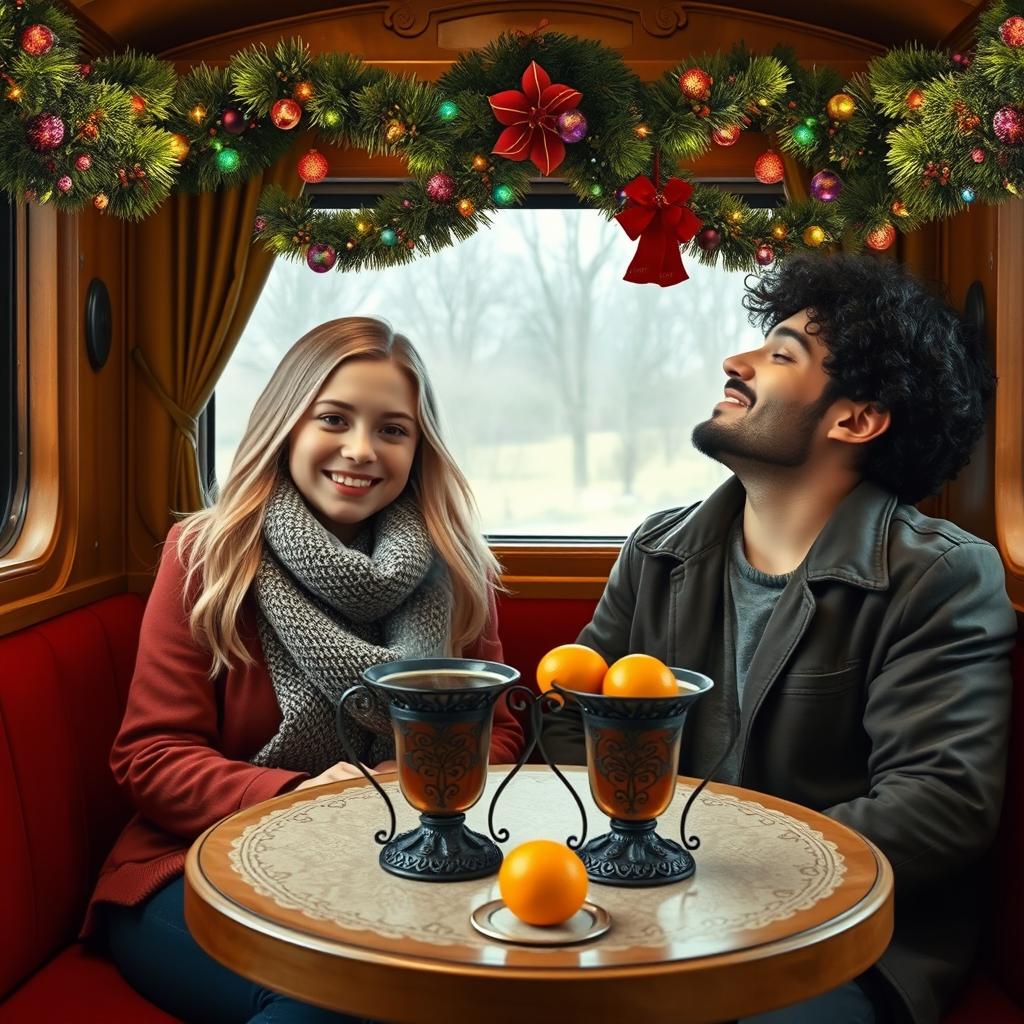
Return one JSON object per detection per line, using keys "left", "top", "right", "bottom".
{"left": 177, "top": 316, "right": 501, "bottom": 676}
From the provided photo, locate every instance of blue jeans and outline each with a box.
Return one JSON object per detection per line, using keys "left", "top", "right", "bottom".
{"left": 106, "top": 877, "right": 369, "bottom": 1024}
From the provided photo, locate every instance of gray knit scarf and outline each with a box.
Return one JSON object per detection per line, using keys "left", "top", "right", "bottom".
{"left": 251, "top": 477, "right": 452, "bottom": 775}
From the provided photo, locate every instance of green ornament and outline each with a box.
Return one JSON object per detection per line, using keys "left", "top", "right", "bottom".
{"left": 210, "top": 140, "right": 223, "bottom": 151}
{"left": 322, "top": 109, "right": 342, "bottom": 128}
{"left": 216, "top": 147, "right": 240, "bottom": 172}
{"left": 589, "top": 183, "right": 603, "bottom": 197}
{"left": 492, "top": 183, "right": 515, "bottom": 206}
{"left": 438, "top": 100, "right": 459, "bottom": 122}
{"left": 792, "top": 123, "right": 817, "bottom": 146}
{"left": 803, "top": 117, "right": 819, "bottom": 128}
{"left": 380, "top": 228, "right": 398, "bottom": 246}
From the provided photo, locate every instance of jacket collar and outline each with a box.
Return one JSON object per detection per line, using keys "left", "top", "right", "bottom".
{"left": 635, "top": 475, "right": 897, "bottom": 591}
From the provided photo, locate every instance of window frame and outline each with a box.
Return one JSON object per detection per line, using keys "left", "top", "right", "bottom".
{"left": 0, "top": 199, "right": 28, "bottom": 557}
{"left": 993, "top": 198, "right": 1024, "bottom": 611}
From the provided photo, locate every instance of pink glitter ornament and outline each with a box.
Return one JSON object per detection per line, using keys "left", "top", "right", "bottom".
{"left": 306, "top": 243, "right": 337, "bottom": 273}
{"left": 26, "top": 112, "right": 65, "bottom": 152}
{"left": 993, "top": 106, "right": 1024, "bottom": 145}
{"left": 425, "top": 173, "right": 455, "bottom": 202}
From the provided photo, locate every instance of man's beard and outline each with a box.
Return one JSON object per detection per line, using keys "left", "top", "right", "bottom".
{"left": 691, "top": 392, "right": 834, "bottom": 470}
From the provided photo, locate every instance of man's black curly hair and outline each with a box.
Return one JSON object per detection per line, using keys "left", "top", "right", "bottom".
{"left": 742, "top": 252, "right": 994, "bottom": 505}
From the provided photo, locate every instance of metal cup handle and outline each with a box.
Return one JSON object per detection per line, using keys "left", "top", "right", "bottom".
{"left": 335, "top": 685, "right": 396, "bottom": 845}
{"left": 678, "top": 721, "right": 739, "bottom": 851}
{"left": 487, "top": 685, "right": 589, "bottom": 850}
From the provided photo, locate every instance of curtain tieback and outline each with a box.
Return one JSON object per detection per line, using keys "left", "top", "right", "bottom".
{"left": 132, "top": 347, "right": 199, "bottom": 449}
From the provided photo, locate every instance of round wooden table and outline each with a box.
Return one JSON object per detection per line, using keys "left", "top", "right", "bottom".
{"left": 184, "top": 765, "right": 893, "bottom": 1023}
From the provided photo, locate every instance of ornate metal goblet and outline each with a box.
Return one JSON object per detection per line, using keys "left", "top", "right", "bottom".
{"left": 552, "top": 669, "right": 716, "bottom": 887}
{"left": 337, "top": 658, "right": 535, "bottom": 882}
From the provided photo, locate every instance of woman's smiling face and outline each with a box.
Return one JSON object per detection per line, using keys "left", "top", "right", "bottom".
{"left": 287, "top": 357, "right": 420, "bottom": 542}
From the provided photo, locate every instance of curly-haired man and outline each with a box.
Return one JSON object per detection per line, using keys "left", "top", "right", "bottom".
{"left": 543, "top": 252, "right": 1016, "bottom": 1024}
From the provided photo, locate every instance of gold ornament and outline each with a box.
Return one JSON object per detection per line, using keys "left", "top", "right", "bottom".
{"left": 727, "top": 210, "right": 744, "bottom": 225}
{"left": 356, "top": 220, "right": 371, "bottom": 234}
{"left": 293, "top": 80, "right": 315, "bottom": 102}
{"left": 93, "top": 193, "right": 109, "bottom": 211}
{"left": 826, "top": 92, "right": 856, "bottom": 121}
{"left": 189, "top": 104, "right": 207, "bottom": 124}
{"left": 889, "top": 200, "right": 910, "bottom": 218}
{"left": 770, "top": 221, "right": 789, "bottom": 240}
{"left": 345, "top": 240, "right": 356, "bottom": 250}
{"left": 384, "top": 119, "right": 407, "bottom": 144}
{"left": 6, "top": 84, "right": 24, "bottom": 101}
{"left": 168, "top": 133, "right": 190, "bottom": 162}
{"left": 802, "top": 225, "right": 826, "bottom": 247}
{"left": 471, "top": 154, "right": 489, "bottom": 172}
{"left": 456, "top": 197, "right": 475, "bottom": 218}
{"left": 634, "top": 123, "right": 651, "bottom": 139}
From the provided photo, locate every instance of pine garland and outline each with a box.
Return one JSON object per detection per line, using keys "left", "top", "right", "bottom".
{"left": 1, "top": 0, "right": 1023, "bottom": 274}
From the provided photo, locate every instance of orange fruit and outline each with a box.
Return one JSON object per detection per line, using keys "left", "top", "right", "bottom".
{"left": 498, "top": 840, "right": 589, "bottom": 926}
{"left": 602, "top": 653, "right": 678, "bottom": 698}
{"left": 536, "top": 643, "right": 608, "bottom": 694}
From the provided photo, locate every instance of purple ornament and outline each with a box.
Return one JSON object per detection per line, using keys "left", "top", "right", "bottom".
{"left": 26, "top": 112, "right": 65, "bottom": 152}
{"left": 993, "top": 106, "right": 1024, "bottom": 145}
{"left": 425, "top": 172, "right": 455, "bottom": 203}
{"left": 402, "top": 198, "right": 413, "bottom": 209}
{"left": 556, "top": 109, "right": 588, "bottom": 144}
{"left": 306, "top": 242, "right": 337, "bottom": 273}
{"left": 810, "top": 169, "right": 843, "bottom": 202}
{"left": 253, "top": 215, "right": 268, "bottom": 234}
{"left": 56, "top": 175, "right": 72, "bottom": 193}
{"left": 755, "top": 243, "right": 775, "bottom": 266}
{"left": 221, "top": 107, "right": 246, "bottom": 135}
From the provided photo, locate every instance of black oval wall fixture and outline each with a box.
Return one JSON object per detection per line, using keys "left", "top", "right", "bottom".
{"left": 85, "top": 278, "right": 112, "bottom": 372}
{"left": 963, "top": 280, "right": 986, "bottom": 340}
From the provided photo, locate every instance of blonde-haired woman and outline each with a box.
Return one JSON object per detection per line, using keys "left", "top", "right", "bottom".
{"left": 84, "top": 317, "right": 523, "bottom": 1024}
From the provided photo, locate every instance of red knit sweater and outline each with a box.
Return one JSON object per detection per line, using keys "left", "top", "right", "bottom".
{"left": 82, "top": 524, "right": 523, "bottom": 936}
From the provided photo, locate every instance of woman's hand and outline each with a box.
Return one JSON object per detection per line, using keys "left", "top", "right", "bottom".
{"left": 294, "top": 759, "right": 394, "bottom": 791}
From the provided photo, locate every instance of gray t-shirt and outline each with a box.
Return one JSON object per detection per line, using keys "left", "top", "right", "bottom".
{"left": 727, "top": 519, "right": 794, "bottom": 709}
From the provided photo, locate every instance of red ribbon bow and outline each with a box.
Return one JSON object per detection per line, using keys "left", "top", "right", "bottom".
{"left": 615, "top": 176, "right": 703, "bottom": 286}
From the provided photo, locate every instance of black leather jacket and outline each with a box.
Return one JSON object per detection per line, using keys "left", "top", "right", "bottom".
{"left": 541, "top": 476, "right": 1016, "bottom": 1024}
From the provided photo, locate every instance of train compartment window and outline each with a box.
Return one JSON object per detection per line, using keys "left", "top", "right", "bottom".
{"left": 214, "top": 185, "right": 775, "bottom": 542}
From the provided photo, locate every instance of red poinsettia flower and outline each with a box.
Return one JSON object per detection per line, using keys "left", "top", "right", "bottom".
{"left": 489, "top": 61, "right": 583, "bottom": 176}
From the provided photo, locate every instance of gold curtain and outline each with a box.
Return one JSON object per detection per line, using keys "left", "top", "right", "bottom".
{"left": 131, "top": 142, "right": 307, "bottom": 541}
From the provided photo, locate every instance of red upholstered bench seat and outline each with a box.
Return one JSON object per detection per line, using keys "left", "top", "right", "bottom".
{"left": 0, "top": 593, "right": 184, "bottom": 1023}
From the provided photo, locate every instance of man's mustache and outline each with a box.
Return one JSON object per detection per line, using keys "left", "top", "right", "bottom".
{"left": 725, "top": 379, "right": 756, "bottom": 407}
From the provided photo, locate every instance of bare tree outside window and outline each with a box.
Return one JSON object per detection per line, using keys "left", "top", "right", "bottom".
{"left": 217, "top": 206, "right": 760, "bottom": 536}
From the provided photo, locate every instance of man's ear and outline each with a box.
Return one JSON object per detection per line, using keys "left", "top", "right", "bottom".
{"left": 825, "top": 400, "right": 891, "bottom": 446}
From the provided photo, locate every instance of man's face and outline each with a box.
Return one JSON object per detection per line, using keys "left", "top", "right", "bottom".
{"left": 691, "top": 309, "right": 835, "bottom": 470}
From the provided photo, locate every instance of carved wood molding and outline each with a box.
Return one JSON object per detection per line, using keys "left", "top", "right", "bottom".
{"left": 383, "top": 1, "right": 687, "bottom": 40}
